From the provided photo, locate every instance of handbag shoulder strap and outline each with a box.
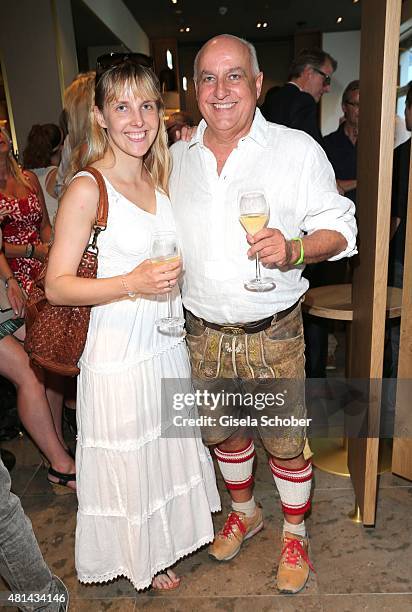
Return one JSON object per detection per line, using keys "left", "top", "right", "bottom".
{"left": 83, "top": 166, "right": 109, "bottom": 230}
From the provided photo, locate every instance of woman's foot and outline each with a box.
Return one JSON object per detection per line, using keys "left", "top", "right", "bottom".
{"left": 47, "top": 456, "right": 76, "bottom": 492}
{"left": 151, "top": 569, "right": 181, "bottom": 590}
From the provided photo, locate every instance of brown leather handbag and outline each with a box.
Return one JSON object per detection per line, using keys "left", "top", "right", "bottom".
{"left": 24, "top": 167, "right": 108, "bottom": 376}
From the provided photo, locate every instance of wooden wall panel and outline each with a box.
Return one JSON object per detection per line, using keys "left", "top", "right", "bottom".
{"left": 348, "top": 0, "right": 401, "bottom": 525}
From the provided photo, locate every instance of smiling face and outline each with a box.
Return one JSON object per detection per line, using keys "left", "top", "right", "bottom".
{"left": 195, "top": 37, "right": 263, "bottom": 142}
{"left": 94, "top": 87, "right": 159, "bottom": 161}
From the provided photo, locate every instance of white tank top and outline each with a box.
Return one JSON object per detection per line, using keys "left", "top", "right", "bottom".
{"left": 32, "top": 166, "right": 58, "bottom": 223}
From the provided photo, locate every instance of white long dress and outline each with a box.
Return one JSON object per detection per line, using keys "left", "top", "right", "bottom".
{"left": 75, "top": 172, "right": 220, "bottom": 590}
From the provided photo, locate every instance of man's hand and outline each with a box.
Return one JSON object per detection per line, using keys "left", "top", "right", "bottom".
{"left": 246, "top": 228, "right": 298, "bottom": 268}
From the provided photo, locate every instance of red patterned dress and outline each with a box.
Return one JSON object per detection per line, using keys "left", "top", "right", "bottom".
{"left": 0, "top": 188, "right": 43, "bottom": 292}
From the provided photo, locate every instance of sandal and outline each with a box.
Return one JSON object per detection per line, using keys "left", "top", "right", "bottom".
{"left": 47, "top": 467, "right": 76, "bottom": 494}
{"left": 151, "top": 569, "right": 181, "bottom": 591}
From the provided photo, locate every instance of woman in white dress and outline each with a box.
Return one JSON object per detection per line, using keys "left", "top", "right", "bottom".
{"left": 45, "top": 57, "right": 220, "bottom": 591}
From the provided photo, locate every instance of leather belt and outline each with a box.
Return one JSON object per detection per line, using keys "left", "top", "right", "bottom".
{"left": 187, "top": 300, "right": 300, "bottom": 335}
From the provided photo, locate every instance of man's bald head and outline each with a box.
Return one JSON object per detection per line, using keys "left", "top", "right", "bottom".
{"left": 193, "top": 34, "right": 260, "bottom": 83}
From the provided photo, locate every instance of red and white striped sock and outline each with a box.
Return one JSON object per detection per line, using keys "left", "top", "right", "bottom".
{"left": 214, "top": 440, "right": 255, "bottom": 491}
{"left": 269, "top": 458, "right": 312, "bottom": 516}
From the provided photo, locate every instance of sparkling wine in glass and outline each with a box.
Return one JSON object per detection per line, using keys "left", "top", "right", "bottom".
{"left": 239, "top": 192, "right": 275, "bottom": 292}
{"left": 150, "top": 231, "right": 185, "bottom": 330}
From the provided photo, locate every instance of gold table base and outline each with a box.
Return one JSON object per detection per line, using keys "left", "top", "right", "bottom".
{"left": 310, "top": 438, "right": 393, "bottom": 477}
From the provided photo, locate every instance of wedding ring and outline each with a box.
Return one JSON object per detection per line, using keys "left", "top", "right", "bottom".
{"left": 167, "top": 280, "right": 171, "bottom": 287}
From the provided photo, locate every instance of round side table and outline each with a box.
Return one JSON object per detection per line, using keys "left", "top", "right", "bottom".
{"left": 303, "top": 283, "right": 402, "bottom": 477}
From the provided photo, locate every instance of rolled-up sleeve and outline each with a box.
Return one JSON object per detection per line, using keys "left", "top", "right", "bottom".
{"left": 301, "top": 144, "right": 358, "bottom": 260}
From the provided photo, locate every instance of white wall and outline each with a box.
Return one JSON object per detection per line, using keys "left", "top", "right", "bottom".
{"left": 0, "top": 0, "right": 70, "bottom": 153}
{"left": 321, "top": 30, "right": 361, "bottom": 136}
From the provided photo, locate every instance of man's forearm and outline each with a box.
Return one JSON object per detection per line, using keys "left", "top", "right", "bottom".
{"left": 288, "top": 230, "right": 347, "bottom": 265}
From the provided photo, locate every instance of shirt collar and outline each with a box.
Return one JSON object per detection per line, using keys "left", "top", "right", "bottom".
{"left": 188, "top": 107, "right": 269, "bottom": 149}
{"left": 287, "top": 81, "right": 303, "bottom": 92}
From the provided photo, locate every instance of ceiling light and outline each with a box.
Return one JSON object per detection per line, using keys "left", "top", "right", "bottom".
{"left": 182, "top": 76, "right": 188, "bottom": 91}
{"left": 185, "top": 26, "right": 190, "bottom": 32}
{"left": 256, "top": 22, "right": 262, "bottom": 28}
{"left": 262, "top": 22, "right": 268, "bottom": 28}
{"left": 353, "top": 0, "right": 359, "bottom": 3}
{"left": 179, "top": 27, "right": 184, "bottom": 32}
{"left": 171, "top": 0, "right": 177, "bottom": 4}
{"left": 336, "top": 16, "right": 343, "bottom": 23}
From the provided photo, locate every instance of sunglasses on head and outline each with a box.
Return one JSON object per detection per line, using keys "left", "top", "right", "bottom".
{"left": 312, "top": 67, "right": 331, "bottom": 86}
{"left": 95, "top": 52, "right": 153, "bottom": 82}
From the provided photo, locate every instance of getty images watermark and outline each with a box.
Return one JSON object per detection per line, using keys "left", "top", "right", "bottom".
{"left": 171, "top": 389, "right": 311, "bottom": 429}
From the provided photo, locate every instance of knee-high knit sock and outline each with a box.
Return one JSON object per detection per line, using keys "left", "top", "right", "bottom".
{"left": 214, "top": 440, "right": 255, "bottom": 494}
{"left": 269, "top": 458, "right": 312, "bottom": 528}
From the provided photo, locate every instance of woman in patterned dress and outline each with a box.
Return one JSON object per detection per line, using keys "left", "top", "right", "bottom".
{"left": 0, "top": 128, "right": 75, "bottom": 491}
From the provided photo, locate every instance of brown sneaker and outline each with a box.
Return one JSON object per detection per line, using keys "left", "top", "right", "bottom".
{"left": 276, "top": 531, "right": 314, "bottom": 594}
{"left": 208, "top": 507, "right": 264, "bottom": 561}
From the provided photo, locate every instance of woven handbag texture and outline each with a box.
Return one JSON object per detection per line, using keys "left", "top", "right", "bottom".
{"left": 24, "top": 166, "right": 108, "bottom": 377}
{"left": 24, "top": 250, "right": 98, "bottom": 376}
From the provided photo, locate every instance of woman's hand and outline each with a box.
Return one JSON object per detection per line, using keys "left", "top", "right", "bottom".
{"left": 177, "top": 125, "right": 197, "bottom": 142}
{"left": 34, "top": 242, "right": 49, "bottom": 262}
{"left": 126, "top": 258, "right": 182, "bottom": 296}
{"left": 6, "top": 278, "right": 25, "bottom": 317}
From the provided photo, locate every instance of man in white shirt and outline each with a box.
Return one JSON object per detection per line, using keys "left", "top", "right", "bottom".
{"left": 170, "top": 34, "right": 357, "bottom": 594}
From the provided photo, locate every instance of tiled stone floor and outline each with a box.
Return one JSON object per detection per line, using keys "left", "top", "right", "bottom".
{"left": 1, "top": 430, "right": 411, "bottom": 612}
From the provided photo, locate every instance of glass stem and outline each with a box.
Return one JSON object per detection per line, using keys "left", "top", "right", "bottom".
{"left": 255, "top": 251, "right": 261, "bottom": 282}
{"left": 167, "top": 290, "right": 172, "bottom": 319}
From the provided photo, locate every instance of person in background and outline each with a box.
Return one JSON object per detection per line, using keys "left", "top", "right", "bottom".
{"left": 324, "top": 80, "right": 359, "bottom": 204}
{"left": 322, "top": 80, "right": 359, "bottom": 368}
{"left": 55, "top": 72, "right": 96, "bottom": 196}
{"left": 385, "top": 81, "right": 412, "bottom": 381}
{"left": 0, "top": 455, "right": 69, "bottom": 611}
{"left": 260, "top": 47, "right": 336, "bottom": 147}
{"left": 261, "top": 48, "right": 339, "bottom": 379}
{"left": 394, "top": 113, "right": 410, "bottom": 148}
{"left": 0, "top": 127, "right": 50, "bottom": 292}
{"left": 0, "top": 131, "right": 75, "bottom": 492}
{"left": 23, "top": 123, "right": 64, "bottom": 223}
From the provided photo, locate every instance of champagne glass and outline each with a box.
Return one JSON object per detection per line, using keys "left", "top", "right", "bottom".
{"left": 239, "top": 192, "right": 275, "bottom": 291}
{"left": 150, "top": 231, "right": 185, "bottom": 330}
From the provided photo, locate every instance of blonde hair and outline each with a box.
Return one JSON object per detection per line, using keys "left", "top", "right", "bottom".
{"left": 0, "top": 128, "right": 32, "bottom": 190}
{"left": 85, "top": 62, "right": 170, "bottom": 194}
{"left": 64, "top": 71, "right": 96, "bottom": 184}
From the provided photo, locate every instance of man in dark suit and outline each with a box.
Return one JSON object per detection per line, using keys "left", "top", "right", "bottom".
{"left": 261, "top": 48, "right": 337, "bottom": 147}
{"left": 385, "top": 82, "right": 411, "bottom": 379}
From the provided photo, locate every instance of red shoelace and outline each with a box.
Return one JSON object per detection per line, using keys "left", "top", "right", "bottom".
{"left": 280, "top": 537, "right": 315, "bottom": 572}
{"left": 220, "top": 512, "right": 247, "bottom": 538}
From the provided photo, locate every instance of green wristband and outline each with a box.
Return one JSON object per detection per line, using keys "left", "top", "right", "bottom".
{"left": 291, "top": 237, "right": 304, "bottom": 265}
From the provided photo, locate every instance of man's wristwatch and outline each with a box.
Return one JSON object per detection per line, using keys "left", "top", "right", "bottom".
{"left": 25, "top": 243, "right": 35, "bottom": 258}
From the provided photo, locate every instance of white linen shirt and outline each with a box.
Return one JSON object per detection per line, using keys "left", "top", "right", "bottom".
{"left": 169, "top": 108, "right": 357, "bottom": 325}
